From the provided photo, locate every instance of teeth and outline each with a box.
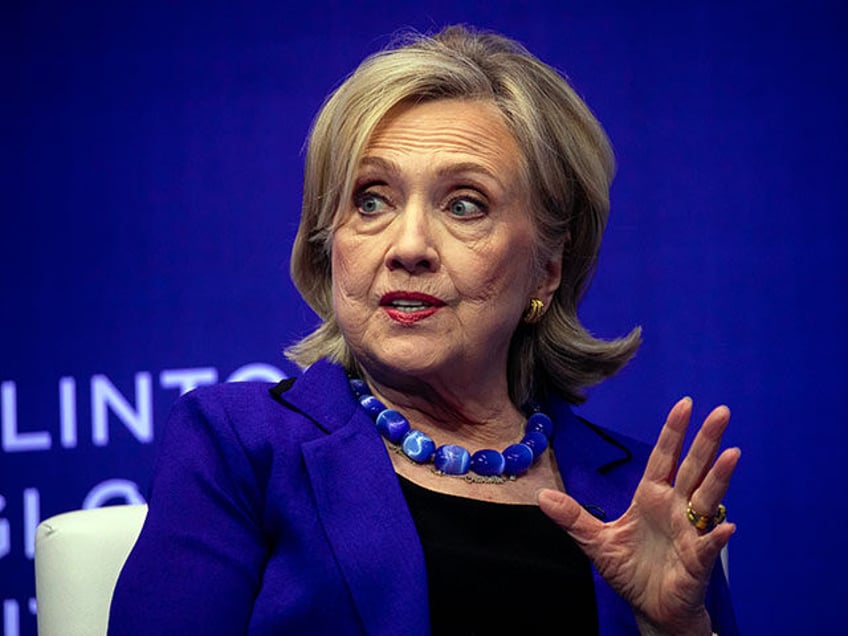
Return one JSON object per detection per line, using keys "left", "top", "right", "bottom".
{"left": 390, "top": 300, "right": 429, "bottom": 311}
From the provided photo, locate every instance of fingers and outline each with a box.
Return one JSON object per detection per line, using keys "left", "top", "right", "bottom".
{"left": 674, "top": 405, "right": 731, "bottom": 497}
{"left": 688, "top": 446, "right": 741, "bottom": 533}
{"left": 647, "top": 399, "right": 739, "bottom": 546}
{"left": 642, "top": 397, "right": 693, "bottom": 484}
{"left": 537, "top": 488, "right": 603, "bottom": 548}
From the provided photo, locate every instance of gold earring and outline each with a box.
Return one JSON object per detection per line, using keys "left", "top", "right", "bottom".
{"left": 523, "top": 298, "right": 545, "bottom": 324}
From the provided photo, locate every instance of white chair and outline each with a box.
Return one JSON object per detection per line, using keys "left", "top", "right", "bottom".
{"left": 34, "top": 504, "right": 148, "bottom": 636}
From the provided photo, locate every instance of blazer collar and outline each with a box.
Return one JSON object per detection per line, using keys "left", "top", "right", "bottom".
{"left": 269, "top": 359, "right": 357, "bottom": 433}
{"left": 547, "top": 398, "right": 639, "bottom": 522}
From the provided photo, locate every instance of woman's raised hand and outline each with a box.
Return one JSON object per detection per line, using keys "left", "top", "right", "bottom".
{"left": 538, "top": 398, "right": 740, "bottom": 635}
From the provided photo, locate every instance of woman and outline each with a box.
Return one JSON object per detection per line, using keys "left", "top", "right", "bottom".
{"left": 110, "top": 26, "right": 739, "bottom": 635}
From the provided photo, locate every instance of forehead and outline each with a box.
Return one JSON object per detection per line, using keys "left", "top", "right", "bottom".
{"left": 361, "top": 99, "right": 525, "bottom": 179}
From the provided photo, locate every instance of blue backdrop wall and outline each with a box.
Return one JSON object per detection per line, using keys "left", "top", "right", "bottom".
{"left": 3, "top": 2, "right": 846, "bottom": 634}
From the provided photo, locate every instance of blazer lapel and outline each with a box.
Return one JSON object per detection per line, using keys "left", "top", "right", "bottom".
{"left": 278, "top": 361, "right": 430, "bottom": 636}
{"left": 548, "top": 399, "right": 643, "bottom": 520}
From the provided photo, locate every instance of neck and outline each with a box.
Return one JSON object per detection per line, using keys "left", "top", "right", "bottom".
{"left": 360, "top": 370, "right": 525, "bottom": 449}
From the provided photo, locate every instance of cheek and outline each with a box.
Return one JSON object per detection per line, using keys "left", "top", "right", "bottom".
{"left": 452, "top": 235, "right": 537, "bottom": 305}
{"left": 331, "top": 234, "right": 376, "bottom": 313}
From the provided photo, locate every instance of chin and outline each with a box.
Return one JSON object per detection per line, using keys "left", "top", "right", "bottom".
{"left": 358, "top": 344, "right": 448, "bottom": 380}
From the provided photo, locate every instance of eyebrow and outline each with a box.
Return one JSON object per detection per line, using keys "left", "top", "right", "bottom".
{"left": 357, "top": 156, "right": 506, "bottom": 190}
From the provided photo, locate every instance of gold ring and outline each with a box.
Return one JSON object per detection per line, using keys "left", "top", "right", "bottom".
{"left": 686, "top": 501, "right": 726, "bottom": 532}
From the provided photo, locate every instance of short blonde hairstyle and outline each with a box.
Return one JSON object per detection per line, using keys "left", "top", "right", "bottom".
{"left": 287, "top": 25, "right": 641, "bottom": 405}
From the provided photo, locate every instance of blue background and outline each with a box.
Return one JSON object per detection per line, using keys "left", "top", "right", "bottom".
{"left": 2, "top": 2, "right": 846, "bottom": 634}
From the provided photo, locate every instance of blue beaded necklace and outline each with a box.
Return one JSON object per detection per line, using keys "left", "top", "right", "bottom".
{"left": 349, "top": 378, "right": 554, "bottom": 483}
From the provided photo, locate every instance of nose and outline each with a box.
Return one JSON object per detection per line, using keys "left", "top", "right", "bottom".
{"left": 385, "top": 202, "right": 439, "bottom": 274}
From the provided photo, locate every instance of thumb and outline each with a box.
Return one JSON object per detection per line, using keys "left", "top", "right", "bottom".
{"left": 537, "top": 488, "right": 603, "bottom": 545}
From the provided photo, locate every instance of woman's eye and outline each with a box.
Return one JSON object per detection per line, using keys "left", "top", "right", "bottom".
{"left": 448, "top": 197, "right": 486, "bottom": 218}
{"left": 355, "top": 192, "right": 386, "bottom": 215}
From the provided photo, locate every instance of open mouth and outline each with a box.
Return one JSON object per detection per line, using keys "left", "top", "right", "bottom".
{"left": 387, "top": 299, "right": 433, "bottom": 312}
{"left": 380, "top": 292, "right": 445, "bottom": 322}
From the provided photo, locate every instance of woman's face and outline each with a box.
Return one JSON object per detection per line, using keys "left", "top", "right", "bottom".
{"left": 331, "top": 99, "right": 560, "bottom": 391}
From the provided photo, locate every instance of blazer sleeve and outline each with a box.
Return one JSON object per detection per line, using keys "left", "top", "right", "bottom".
{"left": 109, "top": 387, "right": 268, "bottom": 635}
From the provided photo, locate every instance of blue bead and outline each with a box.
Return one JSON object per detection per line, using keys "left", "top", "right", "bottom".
{"left": 526, "top": 412, "right": 553, "bottom": 438}
{"left": 503, "top": 443, "right": 534, "bottom": 476}
{"left": 401, "top": 430, "right": 436, "bottom": 463}
{"left": 521, "top": 431, "right": 549, "bottom": 458}
{"left": 375, "top": 409, "right": 409, "bottom": 444}
{"left": 359, "top": 395, "right": 385, "bottom": 419}
{"left": 434, "top": 445, "right": 471, "bottom": 475}
{"left": 349, "top": 379, "right": 369, "bottom": 398}
{"left": 470, "top": 449, "right": 506, "bottom": 476}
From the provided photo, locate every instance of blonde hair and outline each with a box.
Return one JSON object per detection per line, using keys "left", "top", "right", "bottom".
{"left": 287, "top": 25, "right": 641, "bottom": 405}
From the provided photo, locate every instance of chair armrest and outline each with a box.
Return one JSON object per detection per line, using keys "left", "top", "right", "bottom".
{"left": 34, "top": 504, "right": 148, "bottom": 636}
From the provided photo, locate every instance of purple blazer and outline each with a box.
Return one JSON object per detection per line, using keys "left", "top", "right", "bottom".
{"left": 109, "top": 359, "right": 737, "bottom": 635}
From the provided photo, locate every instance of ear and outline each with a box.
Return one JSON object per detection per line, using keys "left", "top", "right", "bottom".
{"left": 535, "top": 252, "right": 563, "bottom": 306}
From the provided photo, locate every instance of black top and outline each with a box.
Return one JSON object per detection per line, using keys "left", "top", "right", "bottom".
{"left": 399, "top": 476, "right": 599, "bottom": 636}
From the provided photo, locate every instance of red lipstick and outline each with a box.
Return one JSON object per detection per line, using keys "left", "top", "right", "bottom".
{"left": 379, "top": 291, "right": 445, "bottom": 324}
